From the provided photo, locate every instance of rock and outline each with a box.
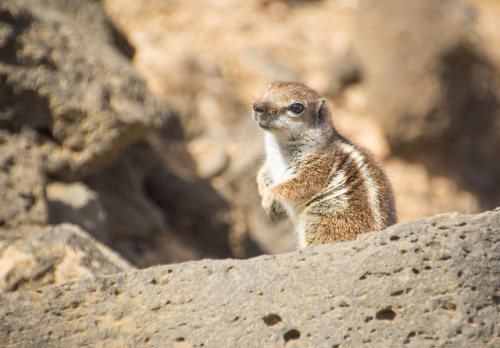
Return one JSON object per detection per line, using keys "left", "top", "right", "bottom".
{"left": 324, "top": 50, "right": 362, "bottom": 98}
{"left": 0, "top": 223, "right": 135, "bottom": 293}
{"left": 0, "top": 0, "right": 170, "bottom": 180}
{"left": 355, "top": 0, "right": 500, "bottom": 206}
{"left": 187, "top": 137, "right": 229, "bottom": 179}
{"left": 85, "top": 142, "right": 168, "bottom": 242}
{"left": 386, "top": 158, "right": 481, "bottom": 223}
{"left": 0, "top": 209, "right": 498, "bottom": 346}
{"left": 0, "top": 130, "right": 47, "bottom": 228}
{"left": 47, "top": 181, "right": 110, "bottom": 243}
{"left": 0, "top": 0, "right": 181, "bottom": 266}
{"left": 143, "top": 135, "right": 235, "bottom": 259}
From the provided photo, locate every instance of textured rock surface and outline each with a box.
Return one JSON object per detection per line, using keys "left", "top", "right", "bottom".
{"left": 47, "top": 181, "right": 110, "bottom": 243}
{"left": 85, "top": 142, "right": 168, "bottom": 242}
{"left": 0, "top": 0, "right": 169, "bottom": 180}
{"left": 0, "top": 223, "right": 135, "bottom": 293}
{"left": 1, "top": 209, "right": 498, "bottom": 347}
{"left": 0, "top": 0, "right": 182, "bottom": 266}
{"left": 0, "top": 130, "right": 47, "bottom": 228}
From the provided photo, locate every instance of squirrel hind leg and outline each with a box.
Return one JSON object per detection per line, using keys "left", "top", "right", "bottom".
{"left": 303, "top": 212, "right": 359, "bottom": 245}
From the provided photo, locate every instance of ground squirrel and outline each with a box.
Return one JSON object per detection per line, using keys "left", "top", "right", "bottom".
{"left": 254, "top": 81, "right": 397, "bottom": 247}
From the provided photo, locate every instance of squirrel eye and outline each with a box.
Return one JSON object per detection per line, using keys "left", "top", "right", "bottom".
{"left": 288, "top": 102, "right": 305, "bottom": 114}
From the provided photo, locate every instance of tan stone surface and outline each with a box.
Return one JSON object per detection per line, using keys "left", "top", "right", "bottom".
{"left": 1, "top": 209, "right": 498, "bottom": 346}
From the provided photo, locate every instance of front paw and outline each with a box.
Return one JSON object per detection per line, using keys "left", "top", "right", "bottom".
{"left": 262, "top": 194, "right": 284, "bottom": 222}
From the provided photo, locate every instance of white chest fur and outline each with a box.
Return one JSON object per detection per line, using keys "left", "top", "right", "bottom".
{"left": 264, "top": 133, "right": 311, "bottom": 248}
{"left": 265, "top": 133, "right": 289, "bottom": 183}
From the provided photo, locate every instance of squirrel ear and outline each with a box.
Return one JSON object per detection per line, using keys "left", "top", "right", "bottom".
{"left": 317, "top": 99, "right": 326, "bottom": 126}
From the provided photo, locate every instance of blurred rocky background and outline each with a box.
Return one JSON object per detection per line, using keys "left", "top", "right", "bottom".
{"left": 1, "top": 0, "right": 499, "bottom": 292}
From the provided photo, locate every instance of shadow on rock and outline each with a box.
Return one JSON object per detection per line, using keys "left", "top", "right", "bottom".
{"left": 144, "top": 132, "right": 235, "bottom": 260}
{"left": 355, "top": 0, "right": 500, "bottom": 210}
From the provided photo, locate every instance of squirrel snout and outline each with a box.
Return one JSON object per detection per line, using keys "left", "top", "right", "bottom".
{"left": 253, "top": 102, "right": 266, "bottom": 121}
{"left": 253, "top": 102, "right": 265, "bottom": 113}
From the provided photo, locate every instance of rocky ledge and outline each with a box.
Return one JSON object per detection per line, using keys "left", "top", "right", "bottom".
{"left": 1, "top": 208, "right": 499, "bottom": 347}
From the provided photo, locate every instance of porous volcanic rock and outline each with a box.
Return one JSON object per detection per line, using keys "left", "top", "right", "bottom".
{"left": 0, "top": 223, "right": 135, "bottom": 294}
{"left": 1, "top": 209, "right": 498, "bottom": 347}
{"left": 0, "top": 130, "right": 47, "bottom": 229}
{"left": 0, "top": 0, "right": 169, "bottom": 180}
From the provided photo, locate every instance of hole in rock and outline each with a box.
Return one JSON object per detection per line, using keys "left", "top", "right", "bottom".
{"left": 263, "top": 313, "right": 282, "bottom": 327}
{"left": 284, "top": 329, "right": 301, "bottom": 343}
{"left": 390, "top": 235, "right": 400, "bottom": 241}
{"left": 375, "top": 308, "right": 396, "bottom": 321}
{"left": 426, "top": 241, "right": 440, "bottom": 248}
{"left": 492, "top": 295, "right": 500, "bottom": 305}
{"left": 440, "top": 300, "right": 456, "bottom": 312}
{"left": 390, "top": 290, "right": 404, "bottom": 297}
{"left": 404, "top": 331, "right": 416, "bottom": 344}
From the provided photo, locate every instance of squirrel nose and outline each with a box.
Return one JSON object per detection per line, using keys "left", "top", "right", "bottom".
{"left": 253, "top": 102, "right": 265, "bottom": 113}
{"left": 253, "top": 102, "right": 267, "bottom": 120}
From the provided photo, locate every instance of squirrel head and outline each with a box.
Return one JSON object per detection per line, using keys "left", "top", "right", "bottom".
{"left": 253, "top": 81, "right": 333, "bottom": 142}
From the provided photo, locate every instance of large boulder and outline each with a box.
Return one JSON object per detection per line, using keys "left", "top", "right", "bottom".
{"left": 0, "top": 223, "right": 134, "bottom": 293}
{"left": 1, "top": 209, "right": 498, "bottom": 346}
{"left": 0, "top": 0, "right": 181, "bottom": 264}
{"left": 0, "top": 0, "right": 170, "bottom": 180}
{"left": 355, "top": 0, "right": 500, "bottom": 207}
{"left": 0, "top": 0, "right": 253, "bottom": 266}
